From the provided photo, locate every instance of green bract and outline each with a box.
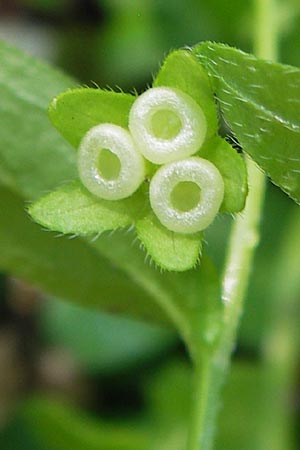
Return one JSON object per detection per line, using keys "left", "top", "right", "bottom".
{"left": 29, "top": 49, "right": 248, "bottom": 271}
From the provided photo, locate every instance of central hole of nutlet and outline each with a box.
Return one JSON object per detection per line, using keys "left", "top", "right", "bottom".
{"left": 97, "top": 149, "right": 121, "bottom": 181}
{"left": 171, "top": 181, "right": 201, "bottom": 212}
{"left": 151, "top": 109, "right": 182, "bottom": 140}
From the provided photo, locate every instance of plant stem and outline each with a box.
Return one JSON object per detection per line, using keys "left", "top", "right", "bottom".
{"left": 188, "top": 358, "right": 213, "bottom": 450}
{"left": 188, "top": 0, "right": 280, "bottom": 449}
{"left": 221, "top": 0, "right": 280, "bottom": 374}
{"left": 254, "top": 0, "right": 279, "bottom": 60}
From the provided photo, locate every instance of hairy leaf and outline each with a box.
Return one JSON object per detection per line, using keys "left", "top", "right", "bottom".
{"left": 0, "top": 186, "right": 161, "bottom": 320}
{"left": 49, "top": 88, "right": 136, "bottom": 148}
{"left": 194, "top": 42, "right": 300, "bottom": 203}
{"left": 136, "top": 210, "right": 202, "bottom": 272}
{"left": 199, "top": 137, "right": 248, "bottom": 213}
{"left": 29, "top": 181, "right": 147, "bottom": 235}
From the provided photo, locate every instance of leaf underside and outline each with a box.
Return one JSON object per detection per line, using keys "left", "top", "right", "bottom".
{"left": 194, "top": 42, "right": 300, "bottom": 204}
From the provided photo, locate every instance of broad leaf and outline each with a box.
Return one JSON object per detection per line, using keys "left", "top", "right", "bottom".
{"left": 0, "top": 40, "right": 77, "bottom": 201}
{"left": 194, "top": 42, "right": 300, "bottom": 204}
{"left": 136, "top": 211, "right": 202, "bottom": 272}
{"left": 92, "top": 233, "right": 222, "bottom": 359}
{"left": 154, "top": 49, "right": 218, "bottom": 139}
{"left": 49, "top": 88, "right": 136, "bottom": 148}
{"left": 0, "top": 40, "right": 162, "bottom": 324}
{"left": 29, "top": 181, "right": 147, "bottom": 235}
{"left": 199, "top": 137, "right": 248, "bottom": 213}
{"left": 2, "top": 182, "right": 223, "bottom": 349}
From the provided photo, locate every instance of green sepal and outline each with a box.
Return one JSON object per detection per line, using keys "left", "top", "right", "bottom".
{"left": 153, "top": 49, "right": 218, "bottom": 140}
{"left": 199, "top": 136, "right": 248, "bottom": 213}
{"left": 29, "top": 180, "right": 147, "bottom": 235}
{"left": 48, "top": 88, "right": 136, "bottom": 148}
{"left": 194, "top": 42, "right": 300, "bottom": 204}
{"left": 136, "top": 210, "right": 202, "bottom": 272}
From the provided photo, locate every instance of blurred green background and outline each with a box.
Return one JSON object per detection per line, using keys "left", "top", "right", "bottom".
{"left": 0, "top": 1, "right": 299, "bottom": 449}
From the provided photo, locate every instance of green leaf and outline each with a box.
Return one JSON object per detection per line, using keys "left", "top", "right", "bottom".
{"left": 199, "top": 137, "right": 248, "bottom": 213}
{"left": 0, "top": 185, "right": 162, "bottom": 320}
{"left": 0, "top": 40, "right": 167, "bottom": 325}
{"left": 0, "top": 40, "right": 77, "bottom": 201}
{"left": 0, "top": 40, "right": 222, "bottom": 356}
{"left": 29, "top": 181, "right": 147, "bottom": 235}
{"left": 136, "top": 210, "right": 202, "bottom": 272}
{"left": 154, "top": 49, "right": 218, "bottom": 139}
{"left": 166, "top": 256, "right": 223, "bottom": 359}
{"left": 49, "top": 88, "right": 136, "bottom": 148}
{"left": 2, "top": 182, "right": 223, "bottom": 350}
{"left": 92, "top": 232, "right": 222, "bottom": 359}
{"left": 194, "top": 42, "right": 300, "bottom": 204}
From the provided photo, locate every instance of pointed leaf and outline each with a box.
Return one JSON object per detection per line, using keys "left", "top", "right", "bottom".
{"left": 49, "top": 88, "right": 136, "bottom": 148}
{"left": 135, "top": 210, "right": 202, "bottom": 272}
{"left": 194, "top": 42, "right": 300, "bottom": 203}
{"left": 29, "top": 181, "right": 147, "bottom": 235}
{"left": 199, "top": 137, "right": 248, "bottom": 213}
{"left": 154, "top": 49, "right": 218, "bottom": 139}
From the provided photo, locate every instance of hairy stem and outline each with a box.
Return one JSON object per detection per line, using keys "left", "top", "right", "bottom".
{"left": 188, "top": 0, "right": 280, "bottom": 449}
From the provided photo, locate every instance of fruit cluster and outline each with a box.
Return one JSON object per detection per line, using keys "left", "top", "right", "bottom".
{"left": 78, "top": 87, "right": 224, "bottom": 234}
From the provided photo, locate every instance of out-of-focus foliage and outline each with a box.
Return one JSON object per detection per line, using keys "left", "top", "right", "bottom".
{"left": 40, "top": 297, "right": 176, "bottom": 375}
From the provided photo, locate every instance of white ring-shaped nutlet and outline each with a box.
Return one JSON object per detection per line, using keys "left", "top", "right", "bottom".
{"left": 78, "top": 124, "right": 145, "bottom": 200}
{"left": 128, "top": 87, "right": 207, "bottom": 164}
{"left": 149, "top": 157, "right": 224, "bottom": 233}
